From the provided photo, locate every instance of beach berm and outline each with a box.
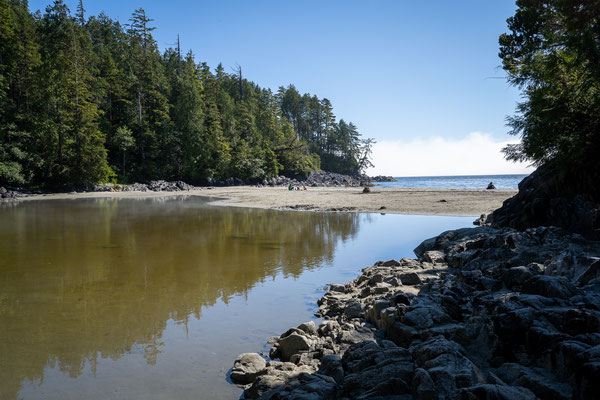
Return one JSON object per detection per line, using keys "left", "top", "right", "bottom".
{"left": 18, "top": 186, "right": 517, "bottom": 217}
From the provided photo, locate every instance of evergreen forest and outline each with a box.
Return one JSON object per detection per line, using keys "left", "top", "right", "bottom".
{"left": 500, "top": 0, "right": 600, "bottom": 179}
{"left": 0, "top": 0, "right": 374, "bottom": 187}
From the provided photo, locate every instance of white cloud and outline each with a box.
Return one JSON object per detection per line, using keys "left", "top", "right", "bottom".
{"left": 366, "top": 132, "right": 534, "bottom": 177}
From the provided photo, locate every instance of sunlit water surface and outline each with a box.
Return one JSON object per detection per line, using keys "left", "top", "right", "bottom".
{"left": 0, "top": 196, "right": 473, "bottom": 400}
{"left": 374, "top": 174, "right": 527, "bottom": 189}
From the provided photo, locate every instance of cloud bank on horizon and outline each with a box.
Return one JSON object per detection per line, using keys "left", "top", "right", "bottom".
{"left": 366, "top": 132, "right": 534, "bottom": 177}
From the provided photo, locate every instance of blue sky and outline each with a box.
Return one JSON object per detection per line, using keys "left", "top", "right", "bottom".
{"left": 29, "top": 0, "right": 532, "bottom": 176}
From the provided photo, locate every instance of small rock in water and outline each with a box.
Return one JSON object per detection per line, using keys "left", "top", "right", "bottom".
{"left": 473, "top": 213, "right": 487, "bottom": 226}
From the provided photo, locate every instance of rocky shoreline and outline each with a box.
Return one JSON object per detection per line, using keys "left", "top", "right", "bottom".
{"left": 0, "top": 171, "right": 373, "bottom": 200}
{"left": 230, "top": 225, "right": 600, "bottom": 399}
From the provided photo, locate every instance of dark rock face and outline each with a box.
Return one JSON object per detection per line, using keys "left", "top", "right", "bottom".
{"left": 486, "top": 163, "right": 600, "bottom": 240}
{"left": 232, "top": 226, "right": 600, "bottom": 399}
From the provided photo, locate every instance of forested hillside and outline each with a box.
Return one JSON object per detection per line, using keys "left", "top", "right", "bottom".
{"left": 0, "top": 0, "right": 373, "bottom": 186}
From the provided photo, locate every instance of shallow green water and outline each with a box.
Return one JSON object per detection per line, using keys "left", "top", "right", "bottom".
{"left": 0, "top": 196, "right": 473, "bottom": 399}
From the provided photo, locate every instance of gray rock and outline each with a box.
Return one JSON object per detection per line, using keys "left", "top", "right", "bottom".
{"left": 379, "top": 259, "right": 401, "bottom": 267}
{"left": 244, "top": 373, "right": 287, "bottom": 399}
{"left": 230, "top": 353, "right": 267, "bottom": 384}
{"left": 521, "top": 275, "right": 576, "bottom": 299}
{"left": 319, "top": 354, "right": 344, "bottom": 384}
{"left": 318, "top": 320, "right": 341, "bottom": 337}
{"left": 399, "top": 272, "right": 422, "bottom": 285}
{"left": 339, "top": 327, "right": 375, "bottom": 345}
{"left": 278, "top": 333, "right": 311, "bottom": 361}
{"left": 577, "top": 259, "right": 600, "bottom": 286}
{"left": 329, "top": 283, "right": 346, "bottom": 292}
{"left": 344, "top": 302, "right": 363, "bottom": 319}
{"left": 423, "top": 250, "right": 446, "bottom": 264}
{"left": 412, "top": 368, "right": 437, "bottom": 400}
{"left": 372, "top": 282, "right": 392, "bottom": 294}
{"left": 459, "top": 384, "right": 536, "bottom": 400}
{"left": 414, "top": 236, "right": 438, "bottom": 258}
{"left": 368, "top": 274, "right": 384, "bottom": 285}
{"left": 297, "top": 321, "right": 318, "bottom": 336}
{"left": 342, "top": 341, "right": 413, "bottom": 398}
{"left": 495, "top": 362, "right": 572, "bottom": 400}
{"left": 503, "top": 266, "right": 534, "bottom": 288}
{"left": 411, "top": 337, "right": 486, "bottom": 398}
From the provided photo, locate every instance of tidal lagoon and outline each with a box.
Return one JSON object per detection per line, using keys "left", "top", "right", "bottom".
{"left": 0, "top": 196, "right": 473, "bottom": 399}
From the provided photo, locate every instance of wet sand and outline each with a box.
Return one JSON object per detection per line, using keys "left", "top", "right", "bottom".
{"left": 19, "top": 186, "right": 516, "bottom": 217}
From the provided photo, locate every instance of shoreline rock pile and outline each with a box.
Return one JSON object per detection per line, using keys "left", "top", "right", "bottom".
{"left": 0, "top": 186, "right": 38, "bottom": 199}
{"left": 259, "top": 171, "right": 370, "bottom": 188}
{"left": 1, "top": 171, "right": 376, "bottom": 200}
{"left": 120, "top": 180, "right": 195, "bottom": 192}
{"left": 370, "top": 175, "right": 396, "bottom": 183}
{"left": 0, "top": 180, "right": 198, "bottom": 199}
{"left": 231, "top": 226, "right": 600, "bottom": 399}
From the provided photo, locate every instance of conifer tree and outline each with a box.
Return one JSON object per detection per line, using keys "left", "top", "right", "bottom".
{"left": 0, "top": 2, "right": 373, "bottom": 186}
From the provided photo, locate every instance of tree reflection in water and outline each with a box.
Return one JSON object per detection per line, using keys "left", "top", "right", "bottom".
{"left": 0, "top": 196, "right": 362, "bottom": 399}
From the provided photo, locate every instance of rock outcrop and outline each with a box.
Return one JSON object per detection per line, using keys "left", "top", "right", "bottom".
{"left": 259, "top": 171, "right": 370, "bottom": 188}
{"left": 120, "top": 180, "right": 195, "bottom": 192}
{"left": 0, "top": 186, "right": 28, "bottom": 199}
{"left": 232, "top": 226, "right": 600, "bottom": 399}
{"left": 369, "top": 175, "right": 396, "bottom": 183}
{"left": 486, "top": 164, "right": 600, "bottom": 240}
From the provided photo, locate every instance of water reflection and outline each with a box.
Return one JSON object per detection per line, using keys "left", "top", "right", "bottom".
{"left": 0, "top": 196, "right": 362, "bottom": 400}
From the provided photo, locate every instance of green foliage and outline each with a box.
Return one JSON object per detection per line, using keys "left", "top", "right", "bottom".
{"left": 499, "top": 0, "right": 600, "bottom": 172}
{"left": 278, "top": 86, "right": 369, "bottom": 175}
{"left": 112, "top": 126, "right": 135, "bottom": 151}
{"left": 0, "top": 1, "right": 374, "bottom": 187}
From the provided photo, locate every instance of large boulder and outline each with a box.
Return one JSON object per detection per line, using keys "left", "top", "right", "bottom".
{"left": 277, "top": 333, "right": 311, "bottom": 361}
{"left": 459, "top": 384, "right": 537, "bottom": 400}
{"left": 521, "top": 275, "right": 576, "bottom": 299}
{"left": 230, "top": 353, "right": 267, "bottom": 384}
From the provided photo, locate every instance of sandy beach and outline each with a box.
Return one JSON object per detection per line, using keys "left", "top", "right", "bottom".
{"left": 17, "top": 186, "right": 517, "bottom": 217}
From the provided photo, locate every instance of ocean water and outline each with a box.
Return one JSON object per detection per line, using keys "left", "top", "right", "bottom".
{"left": 374, "top": 174, "right": 528, "bottom": 190}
